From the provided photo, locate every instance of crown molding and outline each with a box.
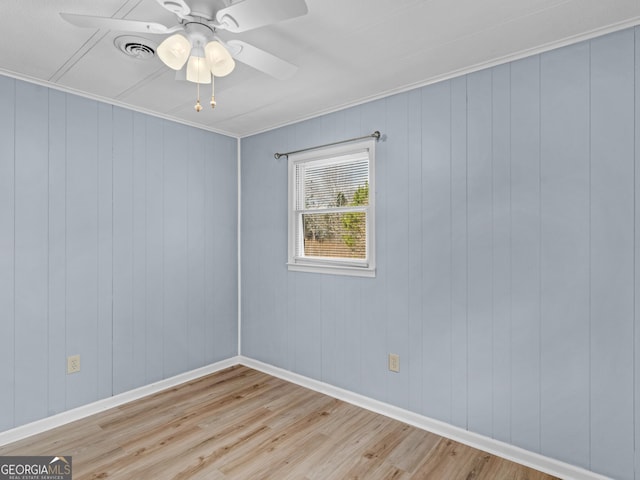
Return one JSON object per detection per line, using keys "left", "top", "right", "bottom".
{"left": 0, "top": 67, "right": 239, "bottom": 139}
{"left": 241, "top": 16, "right": 640, "bottom": 138}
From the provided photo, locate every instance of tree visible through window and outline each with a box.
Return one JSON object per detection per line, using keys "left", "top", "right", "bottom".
{"left": 288, "top": 139, "right": 375, "bottom": 277}
{"left": 340, "top": 183, "right": 368, "bottom": 254}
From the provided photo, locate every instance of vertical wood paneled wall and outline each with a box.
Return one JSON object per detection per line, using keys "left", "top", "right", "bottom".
{"left": 0, "top": 79, "right": 238, "bottom": 432}
{"left": 241, "top": 28, "right": 638, "bottom": 479}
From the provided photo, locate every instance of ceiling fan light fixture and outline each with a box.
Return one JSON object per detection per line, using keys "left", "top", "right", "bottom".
{"left": 157, "top": 33, "right": 191, "bottom": 70}
{"left": 61, "top": 0, "right": 311, "bottom": 114}
{"left": 186, "top": 55, "right": 211, "bottom": 84}
{"left": 205, "top": 41, "right": 235, "bottom": 77}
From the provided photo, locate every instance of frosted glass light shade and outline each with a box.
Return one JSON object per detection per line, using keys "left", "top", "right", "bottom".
{"left": 157, "top": 34, "right": 191, "bottom": 70}
{"left": 186, "top": 56, "right": 211, "bottom": 84}
{"left": 205, "top": 41, "right": 235, "bottom": 77}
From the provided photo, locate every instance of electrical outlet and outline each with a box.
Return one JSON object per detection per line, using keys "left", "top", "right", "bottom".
{"left": 67, "top": 355, "right": 80, "bottom": 374}
{"left": 388, "top": 353, "right": 400, "bottom": 373}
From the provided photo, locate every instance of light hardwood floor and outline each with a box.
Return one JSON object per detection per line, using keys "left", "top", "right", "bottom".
{"left": 0, "top": 366, "right": 558, "bottom": 479}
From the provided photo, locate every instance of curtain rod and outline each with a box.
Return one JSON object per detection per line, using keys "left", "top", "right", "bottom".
{"left": 273, "top": 131, "right": 381, "bottom": 159}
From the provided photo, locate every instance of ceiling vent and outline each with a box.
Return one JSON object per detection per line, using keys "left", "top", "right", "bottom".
{"left": 114, "top": 36, "right": 157, "bottom": 60}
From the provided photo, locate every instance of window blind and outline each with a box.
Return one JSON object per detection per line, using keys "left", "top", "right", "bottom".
{"left": 294, "top": 151, "right": 370, "bottom": 261}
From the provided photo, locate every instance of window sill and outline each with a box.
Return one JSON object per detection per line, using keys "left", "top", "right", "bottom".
{"left": 287, "top": 262, "right": 376, "bottom": 278}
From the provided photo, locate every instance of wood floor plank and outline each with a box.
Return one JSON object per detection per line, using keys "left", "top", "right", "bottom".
{"left": 279, "top": 407, "right": 384, "bottom": 479}
{"left": 333, "top": 421, "right": 413, "bottom": 479}
{"left": 386, "top": 427, "right": 441, "bottom": 473}
{"left": 0, "top": 366, "right": 559, "bottom": 480}
{"left": 411, "top": 438, "right": 494, "bottom": 479}
{"left": 306, "top": 415, "right": 398, "bottom": 480}
{"left": 218, "top": 396, "right": 340, "bottom": 477}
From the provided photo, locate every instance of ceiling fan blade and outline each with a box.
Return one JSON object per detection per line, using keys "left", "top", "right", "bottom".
{"left": 60, "top": 13, "right": 176, "bottom": 34}
{"left": 216, "top": 0, "right": 308, "bottom": 33}
{"left": 226, "top": 40, "right": 298, "bottom": 80}
{"left": 155, "top": 0, "right": 191, "bottom": 19}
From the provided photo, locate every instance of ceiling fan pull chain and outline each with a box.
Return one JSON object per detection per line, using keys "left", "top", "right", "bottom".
{"left": 194, "top": 58, "right": 203, "bottom": 112}
{"left": 210, "top": 75, "right": 217, "bottom": 109}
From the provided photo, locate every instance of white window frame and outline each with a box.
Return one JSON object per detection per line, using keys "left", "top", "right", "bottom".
{"left": 287, "top": 138, "right": 376, "bottom": 277}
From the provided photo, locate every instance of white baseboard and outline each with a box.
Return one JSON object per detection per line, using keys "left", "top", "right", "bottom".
{"left": 238, "top": 356, "right": 612, "bottom": 480}
{"left": 0, "top": 356, "right": 240, "bottom": 447}
{"left": 0, "top": 354, "right": 612, "bottom": 480}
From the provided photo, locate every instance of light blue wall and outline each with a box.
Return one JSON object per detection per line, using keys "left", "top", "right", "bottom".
{"left": 2, "top": 24, "right": 638, "bottom": 480}
{"left": 241, "top": 28, "right": 638, "bottom": 479}
{"left": 0, "top": 77, "right": 238, "bottom": 431}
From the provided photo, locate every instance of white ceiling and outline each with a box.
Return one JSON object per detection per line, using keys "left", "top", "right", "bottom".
{"left": 2, "top": 0, "right": 640, "bottom": 137}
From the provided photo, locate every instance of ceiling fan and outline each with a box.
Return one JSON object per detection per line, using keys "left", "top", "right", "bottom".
{"left": 60, "top": 0, "right": 308, "bottom": 111}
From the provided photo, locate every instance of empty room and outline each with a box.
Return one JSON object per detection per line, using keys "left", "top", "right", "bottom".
{"left": 1, "top": 0, "right": 639, "bottom": 479}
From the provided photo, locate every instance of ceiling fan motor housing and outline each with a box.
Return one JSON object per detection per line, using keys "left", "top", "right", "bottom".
{"left": 184, "top": 21, "right": 216, "bottom": 49}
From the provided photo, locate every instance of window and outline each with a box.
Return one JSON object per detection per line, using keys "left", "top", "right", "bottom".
{"left": 288, "top": 138, "right": 375, "bottom": 277}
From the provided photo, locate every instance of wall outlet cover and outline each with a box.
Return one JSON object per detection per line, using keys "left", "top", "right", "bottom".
{"left": 388, "top": 353, "right": 400, "bottom": 373}
{"left": 67, "top": 355, "right": 80, "bottom": 374}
